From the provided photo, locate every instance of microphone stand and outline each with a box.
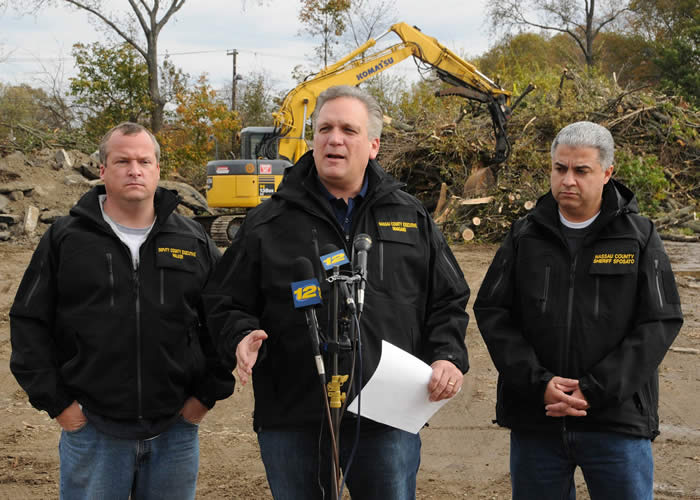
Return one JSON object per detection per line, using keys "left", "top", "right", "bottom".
{"left": 329, "top": 264, "right": 341, "bottom": 499}
{"left": 326, "top": 267, "right": 359, "bottom": 499}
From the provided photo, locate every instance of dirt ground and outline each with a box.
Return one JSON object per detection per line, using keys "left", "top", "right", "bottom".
{"left": 0, "top": 239, "right": 698, "bottom": 499}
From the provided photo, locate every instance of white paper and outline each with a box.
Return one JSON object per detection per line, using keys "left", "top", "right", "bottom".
{"left": 346, "top": 340, "right": 453, "bottom": 434}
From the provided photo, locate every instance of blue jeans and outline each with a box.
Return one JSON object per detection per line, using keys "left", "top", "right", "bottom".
{"left": 258, "top": 426, "right": 421, "bottom": 500}
{"left": 510, "top": 430, "right": 653, "bottom": 500}
{"left": 59, "top": 417, "right": 199, "bottom": 500}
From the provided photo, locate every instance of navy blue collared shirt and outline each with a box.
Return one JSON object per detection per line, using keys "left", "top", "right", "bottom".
{"left": 317, "top": 174, "right": 369, "bottom": 235}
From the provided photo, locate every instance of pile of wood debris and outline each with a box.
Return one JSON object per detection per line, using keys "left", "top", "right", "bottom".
{"left": 378, "top": 72, "right": 699, "bottom": 243}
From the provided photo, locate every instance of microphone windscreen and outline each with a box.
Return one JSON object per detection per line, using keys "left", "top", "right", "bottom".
{"left": 320, "top": 244, "right": 339, "bottom": 256}
{"left": 292, "top": 256, "right": 315, "bottom": 282}
{"left": 353, "top": 233, "right": 372, "bottom": 252}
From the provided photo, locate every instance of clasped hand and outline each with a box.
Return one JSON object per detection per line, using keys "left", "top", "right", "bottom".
{"left": 543, "top": 376, "right": 589, "bottom": 417}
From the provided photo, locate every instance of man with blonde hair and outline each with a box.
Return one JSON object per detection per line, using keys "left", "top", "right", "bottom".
{"left": 11, "top": 122, "right": 234, "bottom": 499}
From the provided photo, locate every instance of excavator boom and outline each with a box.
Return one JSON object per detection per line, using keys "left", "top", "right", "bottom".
{"left": 269, "top": 22, "right": 513, "bottom": 165}
{"left": 203, "top": 22, "right": 523, "bottom": 245}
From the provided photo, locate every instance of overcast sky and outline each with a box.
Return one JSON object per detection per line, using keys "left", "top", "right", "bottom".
{"left": 1, "top": 0, "right": 494, "bottom": 95}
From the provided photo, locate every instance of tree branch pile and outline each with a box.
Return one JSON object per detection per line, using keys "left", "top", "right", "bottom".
{"left": 378, "top": 72, "right": 699, "bottom": 243}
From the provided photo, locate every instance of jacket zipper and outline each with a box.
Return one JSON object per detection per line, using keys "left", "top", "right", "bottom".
{"left": 562, "top": 255, "right": 577, "bottom": 434}
{"left": 378, "top": 241, "right": 384, "bottom": 281}
{"left": 24, "top": 264, "right": 43, "bottom": 308}
{"left": 160, "top": 268, "right": 165, "bottom": 305}
{"left": 594, "top": 276, "right": 599, "bottom": 320}
{"left": 654, "top": 259, "right": 664, "bottom": 308}
{"left": 441, "top": 249, "right": 461, "bottom": 284}
{"left": 134, "top": 266, "right": 143, "bottom": 419}
{"left": 541, "top": 265, "right": 551, "bottom": 314}
{"left": 106, "top": 253, "right": 115, "bottom": 307}
{"left": 563, "top": 256, "right": 577, "bottom": 375}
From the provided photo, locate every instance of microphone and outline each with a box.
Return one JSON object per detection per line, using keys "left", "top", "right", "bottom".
{"left": 320, "top": 244, "right": 356, "bottom": 313}
{"left": 353, "top": 234, "right": 372, "bottom": 314}
{"left": 291, "top": 256, "right": 325, "bottom": 379}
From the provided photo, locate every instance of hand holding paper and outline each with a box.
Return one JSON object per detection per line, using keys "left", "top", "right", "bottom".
{"left": 347, "top": 340, "right": 459, "bottom": 434}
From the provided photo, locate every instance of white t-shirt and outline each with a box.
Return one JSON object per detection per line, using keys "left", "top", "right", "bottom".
{"left": 558, "top": 210, "right": 600, "bottom": 229}
{"left": 99, "top": 194, "right": 156, "bottom": 269}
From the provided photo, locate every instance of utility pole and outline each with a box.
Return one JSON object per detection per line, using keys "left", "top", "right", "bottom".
{"left": 227, "top": 49, "right": 239, "bottom": 111}
{"left": 227, "top": 48, "right": 239, "bottom": 154}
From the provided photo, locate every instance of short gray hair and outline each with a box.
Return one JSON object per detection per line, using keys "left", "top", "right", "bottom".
{"left": 99, "top": 122, "right": 161, "bottom": 165}
{"left": 551, "top": 121, "right": 614, "bottom": 170}
{"left": 312, "top": 85, "right": 383, "bottom": 140}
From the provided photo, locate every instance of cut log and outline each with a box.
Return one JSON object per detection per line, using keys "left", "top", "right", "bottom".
{"left": 681, "top": 220, "right": 700, "bottom": 234}
{"left": 461, "top": 227, "right": 475, "bottom": 241}
{"left": 435, "top": 206, "right": 453, "bottom": 225}
{"left": 524, "top": 200, "right": 536, "bottom": 211}
{"left": 472, "top": 217, "right": 481, "bottom": 226}
{"left": 434, "top": 183, "right": 448, "bottom": 216}
{"left": 382, "top": 114, "right": 414, "bottom": 132}
{"left": 463, "top": 166, "right": 495, "bottom": 196}
{"left": 459, "top": 196, "right": 494, "bottom": 206}
{"left": 660, "top": 233, "right": 700, "bottom": 242}
{"left": 669, "top": 347, "right": 700, "bottom": 355}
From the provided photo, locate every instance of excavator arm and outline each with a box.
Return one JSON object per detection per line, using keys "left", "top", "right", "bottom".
{"left": 268, "top": 22, "right": 517, "bottom": 165}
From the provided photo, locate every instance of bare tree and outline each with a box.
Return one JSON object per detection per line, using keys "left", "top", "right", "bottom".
{"left": 343, "top": 0, "right": 398, "bottom": 48}
{"left": 299, "top": 0, "right": 351, "bottom": 68}
{"left": 486, "top": 0, "right": 631, "bottom": 67}
{"left": 21, "top": 0, "right": 187, "bottom": 133}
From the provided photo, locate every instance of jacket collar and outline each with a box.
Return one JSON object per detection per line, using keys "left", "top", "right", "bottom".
{"left": 530, "top": 179, "right": 638, "bottom": 233}
{"left": 70, "top": 185, "right": 181, "bottom": 230}
{"left": 274, "top": 150, "right": 404, "bottom": 209}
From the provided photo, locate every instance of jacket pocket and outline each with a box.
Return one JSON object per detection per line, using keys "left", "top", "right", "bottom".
{"left": 516, "top": 255, "right": 555, "bottom": 323}
{"left": 106, "top": 253, "right": 115, "bottom": 307}
{"left": 540, "top": 265, "right": 551, "bottom": 314}
{"left": 593, "top": 276, "right": 599, "bottom": 320}
{"left": 439, "top": 247, "right": 464, "bottom": 290}
{"left": 653, "top": 251, "right": 681, "bottom": 308}
{"left": 588, "top": 241, "right": 640, "bottom": 322}
{"left": 187, "top": 324, "right": 206, "bottom": 386}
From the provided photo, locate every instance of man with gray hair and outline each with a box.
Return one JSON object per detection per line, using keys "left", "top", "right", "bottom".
{"left": 474, "top": 121, "right": 683, "bottom": 499}
{"left": 11, "top": 122, "right": 234, "bottom": 499}
{"left": 205, "top": 85, "right": 470, "bottom": 499}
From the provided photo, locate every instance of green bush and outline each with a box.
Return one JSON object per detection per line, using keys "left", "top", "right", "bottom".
{"left": 613, "top": 151, "right": 669, "bottom": 216}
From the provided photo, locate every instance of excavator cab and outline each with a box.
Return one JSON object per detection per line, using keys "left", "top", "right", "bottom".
{"left": 201, "top": 127, "right": 291, "bottom": 245}
{"left": 205, "top": 127, "right": 291, "bottom": 209}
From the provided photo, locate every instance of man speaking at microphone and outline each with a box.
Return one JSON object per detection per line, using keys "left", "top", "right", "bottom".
{"left": 204, "top": 85, "right": 469, "bottom": 499}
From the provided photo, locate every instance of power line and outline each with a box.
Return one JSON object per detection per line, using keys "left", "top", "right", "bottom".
{"left": 5, "top": 47, "right": 311, "bottom": 64}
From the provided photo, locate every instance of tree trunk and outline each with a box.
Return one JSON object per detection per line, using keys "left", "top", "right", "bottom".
{"left": 585, "top": 0, "right": 595, "bottom": 68}
{"left": 147, "top": 37, "right": 164, "bottom": 133}
{"left": 434, "top": 183, "right": 448, "bottom": 216}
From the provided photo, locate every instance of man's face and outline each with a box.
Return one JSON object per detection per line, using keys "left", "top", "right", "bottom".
{"left": 312, "top": 96, "right": 380, "bottom": 195}
{"left": 551, "top": 144, "right": 613, "bottom": 222}
{"left": 100, "top": 130, "right": 160, "bottom": 205}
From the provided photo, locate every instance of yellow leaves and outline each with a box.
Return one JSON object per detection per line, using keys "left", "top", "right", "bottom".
{"left": 158, "top": 73, "right": 241, "bottom": 186}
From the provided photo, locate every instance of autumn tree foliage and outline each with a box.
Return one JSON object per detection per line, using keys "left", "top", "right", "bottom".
{"left": 158, "top": 75, "right": 239, "bottom": 186}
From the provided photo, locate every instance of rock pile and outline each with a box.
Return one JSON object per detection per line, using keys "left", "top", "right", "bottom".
{"left": 0, "top": 148, "right": 210, "bottom": 246}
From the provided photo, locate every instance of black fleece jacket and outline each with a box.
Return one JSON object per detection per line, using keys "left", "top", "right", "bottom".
{"left": 474, "top": 180, "right": 683, "bottom": 438}
{"left": 204, "top": 151, "right": 470, "bottom": 431}
{"left": 10, "top": 186, "right": 235, "bottom": 419}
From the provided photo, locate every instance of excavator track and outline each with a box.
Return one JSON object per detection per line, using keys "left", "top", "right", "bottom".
{"left": 209, "top": 215, "right": 245, "bottom": 247}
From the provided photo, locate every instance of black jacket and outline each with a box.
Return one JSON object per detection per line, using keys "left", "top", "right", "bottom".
{"left": 10, "top": 186, "right": 235, "bottom": 419}
{"left": 205, "top": 151, "right": 470, "bottom": 430}
{"left": 474, "top": 180, "right": 683, "bottom": 438}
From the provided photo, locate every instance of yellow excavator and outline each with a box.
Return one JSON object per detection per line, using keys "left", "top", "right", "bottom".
{"left": 200, "top": 22, "right": 532, "bottom": 245}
